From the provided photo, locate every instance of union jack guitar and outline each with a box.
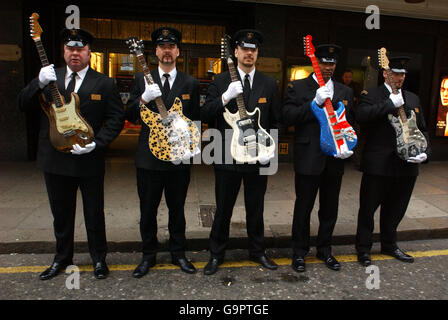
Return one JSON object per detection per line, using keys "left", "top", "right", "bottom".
{"left": 303, "top": 35, "right": 357, "bottom": 156}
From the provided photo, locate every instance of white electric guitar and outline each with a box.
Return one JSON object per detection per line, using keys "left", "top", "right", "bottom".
{"left": 220, "top": 35, "right": 275, "bottom": 163}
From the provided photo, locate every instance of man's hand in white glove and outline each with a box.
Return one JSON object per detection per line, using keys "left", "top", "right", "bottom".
{"left": 71, "top": 141, "right": 96, "bottom": 155}
{"left": 314, "top": 86, "right": 332, "bottom": 106}
{"left": 222, "top": 81, "right": 243, "bottom": 105}
{"left": 334, "top": 144, "right": 353, "bottom": 159}
{"left": 141, "top": 83, "right": 162, "bottom": 104}
{"left": 38, "top": 64, "right": 57, "bottom": 89}
{"left": 389, "top": 92, "right": 404, "bottom": 108}
{"left": 407, "top": 152, "right": 427, "bottom": 164}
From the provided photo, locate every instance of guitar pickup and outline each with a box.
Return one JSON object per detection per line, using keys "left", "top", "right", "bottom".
{"left": 61, "top": 124, "right": 73, "bottom": 129}
{"left": 59, "top": 116, "right": 69, "bottom": 121}
{"left": 239, "top": 119, "right": 252, "bottom": 126}
{"left": 55, "top": 107, "right": 66, "bottom": 113}
{"left": 243, "top": 135, "right": 256, "bottom": 143}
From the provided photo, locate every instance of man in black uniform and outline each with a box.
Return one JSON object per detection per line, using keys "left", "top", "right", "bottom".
{"left": 282, "top": 44, "right": 354, "bottom": 272}
{"left": 17, "top": 28, "right": 125, "bottom": 280}
{"left": 355, "top": 57, "right": 430, "bottom": 266}
{"left": 126, "top": 27, "right": 200, "bottom": 278}
{"left": 201, "top": 29, "right": 281, "bottom": 275}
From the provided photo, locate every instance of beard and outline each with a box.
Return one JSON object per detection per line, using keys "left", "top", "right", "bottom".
{"left": 159, "top": 54, "right": 175, "bottom": 65}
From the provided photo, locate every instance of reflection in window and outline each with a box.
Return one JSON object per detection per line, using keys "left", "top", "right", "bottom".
{"left": 109, "top": 53, "right": 136, "bottom": 78}
{"left": 90, "top": 52, "right": 104, "bottom": 74}
{"left": 289, "top": 65, "right": 314, "bottom": 81}
{"left": 188, "top": 58, "right": 221, "bottom": 80}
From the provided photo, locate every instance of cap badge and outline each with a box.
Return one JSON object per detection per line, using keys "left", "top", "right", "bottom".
{"left": 329, "top": 47, "right": 334, "bottom": 53}
{"left": 70, "top": 29, "right": 77, "bottom": 36}
{"left": 162, "top": 29, "right": 169, "bottom": 36}
{"left": 247, "top": 32, "right": 253, "bottom": 39}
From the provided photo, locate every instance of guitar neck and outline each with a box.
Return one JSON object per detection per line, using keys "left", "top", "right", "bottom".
{"left": 385, "top": 69, "right": 407, "bottom": 122}
{"left": 136, "top": 53, "right": 168, "bottom": 118}
{"left": 309, "top": 54, "right": 334, "bottom": 112}
{"left": 33, "top": 38, "right": 63, "bottom": 107}
{"left": 226, "top": 58, "right": 248, "bottom": 119}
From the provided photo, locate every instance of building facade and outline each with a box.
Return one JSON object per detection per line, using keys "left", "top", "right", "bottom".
{"left": 1, "top": 0, "right": 448, "bottom": 161}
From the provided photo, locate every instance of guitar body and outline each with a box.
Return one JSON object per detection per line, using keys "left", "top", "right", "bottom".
{"left": 39, "top": 92, "right": 94, "bottom": 153}
{"left": 310, "top": 100, "right": 357, "bottom": 156}
{"left": 140, "top": 97, "right": 200, "bottom": 162}
{"left": 388, "top": 111, "right": 427, "bottom": 160}
{"left": 223, "top": 107, "right": 276, "bottom": 163}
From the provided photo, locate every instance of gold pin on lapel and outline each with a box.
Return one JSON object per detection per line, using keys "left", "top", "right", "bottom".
{"left": 91, "top": 94, "right": 101, "bottom": 101}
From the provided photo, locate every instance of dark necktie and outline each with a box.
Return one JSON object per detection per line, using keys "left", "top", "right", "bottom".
{"left": 163, "top": 73, "right": 170, "bottom": 103}
{"left": 243, "top": 74, "right": 251, "bottom": 106}
{"left": 65, "top": 72, "right": 77, "bottom": 102}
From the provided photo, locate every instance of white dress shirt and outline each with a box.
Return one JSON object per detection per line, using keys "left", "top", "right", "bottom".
{"left": 158, "top": 66, "right": 177, "bottom": 89}
{"left": 65, "top": 65, "right": 89, "bottom": 93}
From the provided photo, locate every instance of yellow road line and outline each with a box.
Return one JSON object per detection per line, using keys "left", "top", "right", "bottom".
{"left": 1, "top": 249, "right": 448, "bottom": 274}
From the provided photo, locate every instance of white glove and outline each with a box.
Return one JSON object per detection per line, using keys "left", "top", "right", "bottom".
{"left": 389, "top": 92, "right": 404, "bottom": 108}
{"left": 38, "top": 64, "right": 57, "bottom": 89}
{"left": 71, "top": 141, "right": 96, "bottom": 155}
{"left": 407, "top": 152, "right": 427, "bottom": 164}
{"left": 141, "top": 83, "right": 162, "bottom": 104}
{"left": 222, "top": 81, "right": 243, "bottom": 105}
{"left": 314, "top": 86, "right": 332, "bottom": 106}
{"left": 334, "top": 143, "right": 353, "bottom": 159}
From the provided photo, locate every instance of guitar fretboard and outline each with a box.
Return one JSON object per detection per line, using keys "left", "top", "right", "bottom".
{"left": 226, "top": 58, "right": 248, "bottom": 119}
{"left": 309, "top": 54, "right": 335, "bottom": 116}
{"left": 136, "top": 53, "right": 168, "bottom": 118}
{"left": 33, "top": 38, "right": 63, "bottom": 108}
{"left": 385, "top": 69, "right": 407, "bottom": 123}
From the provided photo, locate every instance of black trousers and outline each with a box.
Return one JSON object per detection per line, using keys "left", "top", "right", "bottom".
{"left": 44, "top": 172, "right": 107, "bottom": 265}
{"left": 137, "top": 168, "right": 190, "bottom": 260}
{"left": 355, "top": 173, "right": 417, "bottom": 253}
{"left": 292, "top": 172, "right": 342, "bottom": 257}
{"left": 209, "top": 169, "right": 268, "bottom": 259}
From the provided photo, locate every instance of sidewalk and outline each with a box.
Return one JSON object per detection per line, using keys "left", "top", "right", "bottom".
{"left": 1, "top": 157, "right": 448, "bottom": 254}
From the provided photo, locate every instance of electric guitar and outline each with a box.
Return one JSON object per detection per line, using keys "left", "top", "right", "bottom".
{"left": 30, "top": 13, "right": 94, "bottom": 153}
{"left": 303, "top": 35, "right": 357, "bottom": 156}
{"left": 220, "top": 35, "right": 275, "bottom": 163}
{"left": 126, "top": 37, "right": 200, "bottom": 162}
{"left": 378, "top": 47, "right": 427, "bottom": 160}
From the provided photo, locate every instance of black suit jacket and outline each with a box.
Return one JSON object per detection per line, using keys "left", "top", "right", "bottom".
{"left": 17, "top": 67, "right": 125, "bottom": 177}
{"left": 356, "top": 84, "right": 431, "bottom": 176}
{"left": 282, "top": 74, "right": 355, "bottom": 175}
{"left": 200, "top": 70, "right": 281, "bottom": 172}
{"left": 126, "top": 69, "right": 200, "bottom": 171}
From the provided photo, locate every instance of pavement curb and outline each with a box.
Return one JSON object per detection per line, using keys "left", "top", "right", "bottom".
{"left": 2, "top": 228, "right": 448, "bottom": 255}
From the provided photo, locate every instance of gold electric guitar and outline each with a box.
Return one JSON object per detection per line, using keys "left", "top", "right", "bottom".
{"left": 30, "top": 13, "right": 94, "bottom": 153}
{"left": 378, "top": 47, "right": 427, "bottom": 160}
{"left": 220, "top": 35, "right": 275, "bottom": 163}
{"left": 126, "top": 37, "right": 200, "bottom": 162}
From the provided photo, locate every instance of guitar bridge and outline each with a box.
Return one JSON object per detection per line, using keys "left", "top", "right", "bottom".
{"left": 62, "top": 130, "right": 75, "bottom": 137}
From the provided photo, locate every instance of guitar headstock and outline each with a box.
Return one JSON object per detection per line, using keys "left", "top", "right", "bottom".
{"left": 29, "top": 13, "right": 43, "bottom": 41}
{"left": 378, "top": 47, "right": 390, "bottom": 70}
{"left": 220, "top": 34, "right": 232, "bottom": 62}
{"left": 126, "top": 37, "right": 144, "bottom": 55}
{"left": 303, "top": 35, "right": 315, "bottom": 58}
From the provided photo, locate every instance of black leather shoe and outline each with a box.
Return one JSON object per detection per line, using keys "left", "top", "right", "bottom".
{"left": 291, "top": 256, "right": 306, "bottom": 273}
{"left": 317, "top": 253, "right": 341, "bottom": 271}
{"left": 93, "top": 261, "right": 109, "bottom": 279}
{"left": 357, "top": 252, "right": 372, "bottom": 266}
{"left": 250, "top": 254, "right": 278, "bottom": 270}
{"left": 203, "top": 257, "right": 223, "bottom": 276}
{"left": 39, "top": 261, "right": 71, "bottom": 281}
{"left": 172, "top": 257, "right": 196, "bottom": 274}
{"left": 381, "top": 248, "right": 414, "bottom": 263}
{"left": 132, "top": 257, "right": 156, "bottom": 278}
